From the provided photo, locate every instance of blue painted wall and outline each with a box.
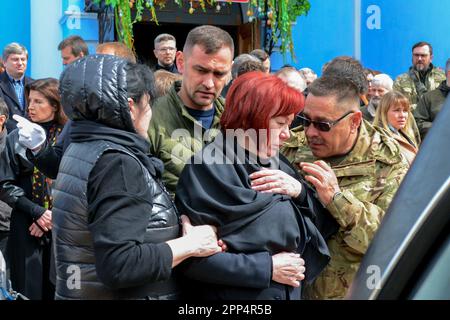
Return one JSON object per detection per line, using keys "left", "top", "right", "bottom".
{"left": 360, "top": 0, "right": 450, "bottom": 79}
{"left": 0, "top": 0, "right": 31, "bottom": 76}
{"left": 271, "top": 0, "right": 450, "bottom": 79}
{"left": 61, "top": 0, "right": 102, "bottom": 55}
{"left": 271, "top": 0, "right": 355, "bottom": 75}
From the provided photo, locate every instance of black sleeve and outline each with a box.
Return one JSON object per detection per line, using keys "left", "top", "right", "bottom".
{"left": 180, "top": 251, "right": 272, "bottom": 288}
{"left": 297, "top": 182, "right": 339, "bottom": 241}
{"left": 87, "top": 151, "right": 173, "bottom": 289}
{"left": 25, "top": 121, "right": 70, "bottom": 179}
{"left": 0, "top": 132, "right": 46, "bottom": 219}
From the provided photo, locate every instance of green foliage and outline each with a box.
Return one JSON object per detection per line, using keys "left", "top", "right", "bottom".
{"left": 94, "top": 0, "right": 310, "bottom": 58}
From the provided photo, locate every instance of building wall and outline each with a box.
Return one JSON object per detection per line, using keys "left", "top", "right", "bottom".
{"left": 0, "top": 0, "right": 31, "bottom": 76}
{"left": 360, "top": 0, "right": 450, "bottom": 78}
{"left": 271, "top": 0, "right": 450, "bottom": 79}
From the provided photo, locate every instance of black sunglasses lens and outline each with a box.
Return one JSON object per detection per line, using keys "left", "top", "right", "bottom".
{"left": 315, "top": 122, "right": 331, "bottom": 132}
{"left": 298, "top": 116, "right": 311, "bottom": 127}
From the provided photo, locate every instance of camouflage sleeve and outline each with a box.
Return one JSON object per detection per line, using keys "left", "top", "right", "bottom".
{"left": 325, "top": 160, "right": 408, "bottom": 254}
{"left": 413, "top": 95, "right": 433, "bottom": 138}
{"left": 393, "top": 77, "right": 417, "bottom": 109}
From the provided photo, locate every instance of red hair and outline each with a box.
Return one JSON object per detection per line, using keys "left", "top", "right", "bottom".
{"left": 221, "top": 71, "right": 304, "bottom": 131}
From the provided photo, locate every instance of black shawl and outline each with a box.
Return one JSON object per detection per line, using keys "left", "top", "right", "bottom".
{"left": 176, "top": 133, "right": 336, "bottom": 282}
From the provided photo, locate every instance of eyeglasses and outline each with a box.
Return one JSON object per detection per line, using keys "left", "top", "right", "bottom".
{"left": 296, "top": 111, "right": 354, "bottom": 132}
{"left": 157, "top": 47, "right": 176, "bottom": 53}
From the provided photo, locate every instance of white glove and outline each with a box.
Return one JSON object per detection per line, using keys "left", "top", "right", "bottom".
{"left": 12, "top": 114, "right": 46, "bottom": 151}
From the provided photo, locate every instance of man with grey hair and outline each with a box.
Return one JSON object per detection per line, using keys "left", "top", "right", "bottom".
{"left": 250, "top": 49, "right": 270, "bottom": 73}
{"left": 153, "top": 33, "right": 178, "bottom": 73}
{"left": 276, "top": 67, "right": 307, "bottom": 93}
{"left": 148, "top": 25, "right": 234, "bottom": 194}
{"left": 58, "top": 35, "right": 89, "bottom": 65}
{"left": 221, "top": 53, "right": 262, "bottom": 98}
{"left": 299, "top": 67, "right": 317, "bottom": 86}
{"left": 231, "top": 53, "right": 260, "bottom": 79}
{"left": 414, "top": 58, "right": 450, "bottom": 139}
{"left": 0, "top": 43, "right": 33, "bottom": 132}
{"left": 361, "top": 73, "right": 393, "bottom": 122}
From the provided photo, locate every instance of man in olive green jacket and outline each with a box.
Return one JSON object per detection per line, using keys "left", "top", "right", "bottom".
{"left": 414, "top": 58, "right": 450, "bottom": 139}
{"left": 281, "top": 76, "right": 409, "bottom": 299}
{"left": 393, "top": 41, "right": 445, "bottom": 110}
{"left": 148, "top": 25, "right": 234, "bottom": 195}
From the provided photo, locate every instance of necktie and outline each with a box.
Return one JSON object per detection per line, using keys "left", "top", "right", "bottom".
{"left": 13, "top": 80, "right": 25, "bottom": 110}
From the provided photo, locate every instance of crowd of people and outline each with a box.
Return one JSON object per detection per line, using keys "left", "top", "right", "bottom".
{"left": 0, "top": 25, "right": 448, "bottom": 300}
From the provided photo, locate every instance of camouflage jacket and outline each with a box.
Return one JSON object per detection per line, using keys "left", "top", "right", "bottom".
{"left": 148, "top": 81, "right": 224, "bottom": 195}
{"left": 393, "top": 64, "right": 445, "bottom": 110}
{"left": 281, "top": 120, "right": 409, "bottom": 299}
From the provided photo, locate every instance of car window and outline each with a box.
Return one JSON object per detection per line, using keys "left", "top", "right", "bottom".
{"left": 409, "top": 232, "right": 450, "bottom": 300}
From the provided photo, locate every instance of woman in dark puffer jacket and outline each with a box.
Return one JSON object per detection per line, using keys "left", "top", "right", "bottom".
{"left": 51, "top": 54, "right": 223, "bottom": 300}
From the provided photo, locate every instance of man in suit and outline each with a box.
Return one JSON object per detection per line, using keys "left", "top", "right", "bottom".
{"left": 0, "top": 43, "right": 32, "bottom": 132}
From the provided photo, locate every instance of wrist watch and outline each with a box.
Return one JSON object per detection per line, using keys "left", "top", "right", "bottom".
{"left": 332, "top": 191, "right": 343, "bottom": 202}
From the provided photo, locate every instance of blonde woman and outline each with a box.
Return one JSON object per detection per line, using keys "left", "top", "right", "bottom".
{"left": 373, "top": 91, "right": 420, "bottom": 165}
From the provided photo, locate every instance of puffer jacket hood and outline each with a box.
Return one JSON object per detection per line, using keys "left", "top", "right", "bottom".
{"left": 59, "top": 54, "right": 135, "bottom": 133}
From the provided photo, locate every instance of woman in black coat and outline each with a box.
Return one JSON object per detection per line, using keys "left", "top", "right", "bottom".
{"left": 176, "top": 72, "right": 337, "bottom": 300}
{"left": 0, "top": 78, "right": 67, "bottom": 299}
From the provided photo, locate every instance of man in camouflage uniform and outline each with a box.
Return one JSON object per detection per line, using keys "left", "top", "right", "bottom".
{"left": 281, "top": 76, "right": 409, "bottom": 299}
{"left": 148, "top": 25, "right": 234, "bottom": 195}
{"left": 394, "top": 41, "right": 445, "bottom": 110}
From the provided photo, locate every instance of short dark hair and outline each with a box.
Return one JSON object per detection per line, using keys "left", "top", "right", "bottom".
{"left": 58, "top": 35, "right": 89, "bottom": 57}
{"left": 26, "top": 78, "right": 68, "bottom": 125}
{"left": 183, "top": 25, "right": 234, "bottom": 57}
{"left": 126, "top": 63, "right": 157, "bottom": 106}
{"left": 446, "top": 58, "right": 450, "bottom": 72}
{"left": 322, "top": 56, "right": 368, "bottom": 94}
{"left": 412, "top": 41, "right": 433, "bottom": 55}
{"left": 308, "top": 76, "right": 360, "bottom": 111}
{"left": 0, "top": 97, "right": 9, "bottom": 119}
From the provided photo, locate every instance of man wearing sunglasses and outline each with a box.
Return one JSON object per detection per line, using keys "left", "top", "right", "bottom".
{"left": 282, "top": 76, "right": 409, "bottom": 300}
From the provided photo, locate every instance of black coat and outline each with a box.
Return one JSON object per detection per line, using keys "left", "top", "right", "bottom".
{"left": 0, "top": 124, "right": 62, "bottom": 300}
{"left": 0, "top": 71, "right": 33, "bottom": 132}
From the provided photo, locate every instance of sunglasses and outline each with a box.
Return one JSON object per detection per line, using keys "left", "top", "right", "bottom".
{"left": 296, "top": 111, "right": 354, "bottom": 132}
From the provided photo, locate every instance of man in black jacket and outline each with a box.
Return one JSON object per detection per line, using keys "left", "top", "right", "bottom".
{"left": 0, "top": 43, "right": 33, "bottom": 132}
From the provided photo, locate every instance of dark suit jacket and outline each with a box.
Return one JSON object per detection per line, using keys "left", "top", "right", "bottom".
{"left": 0, "top": 71, "right": 33, "bottom": 132}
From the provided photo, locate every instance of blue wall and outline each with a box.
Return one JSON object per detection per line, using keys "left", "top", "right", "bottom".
{"left": 271, "top": 0, "right": 355, "bottom": 75}
{"left": 0, "top": 0, "right": 31, "bottom": 76}
{"left": 360, "top": 0, "right": 450, "bottom": 79}
{"left": 271, "top": 0, "right": 450, "bottom": 78}
{"left": 61, "top": 0, "right": 102, "bottom": 55}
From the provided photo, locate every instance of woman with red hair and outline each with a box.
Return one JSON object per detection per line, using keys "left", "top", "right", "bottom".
{"left": 176, "top": 72, "right": 336, "bottom": 300}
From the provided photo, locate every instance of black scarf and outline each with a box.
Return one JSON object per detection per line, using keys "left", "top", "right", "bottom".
{"left": 70, "top": 120, "right": 164, "bottom": 178}
{"left": 176, "top": 134, "right": 333, "bottom": 282}
{"left": 31, "top": 121, "right": 63, "bottom": 209}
